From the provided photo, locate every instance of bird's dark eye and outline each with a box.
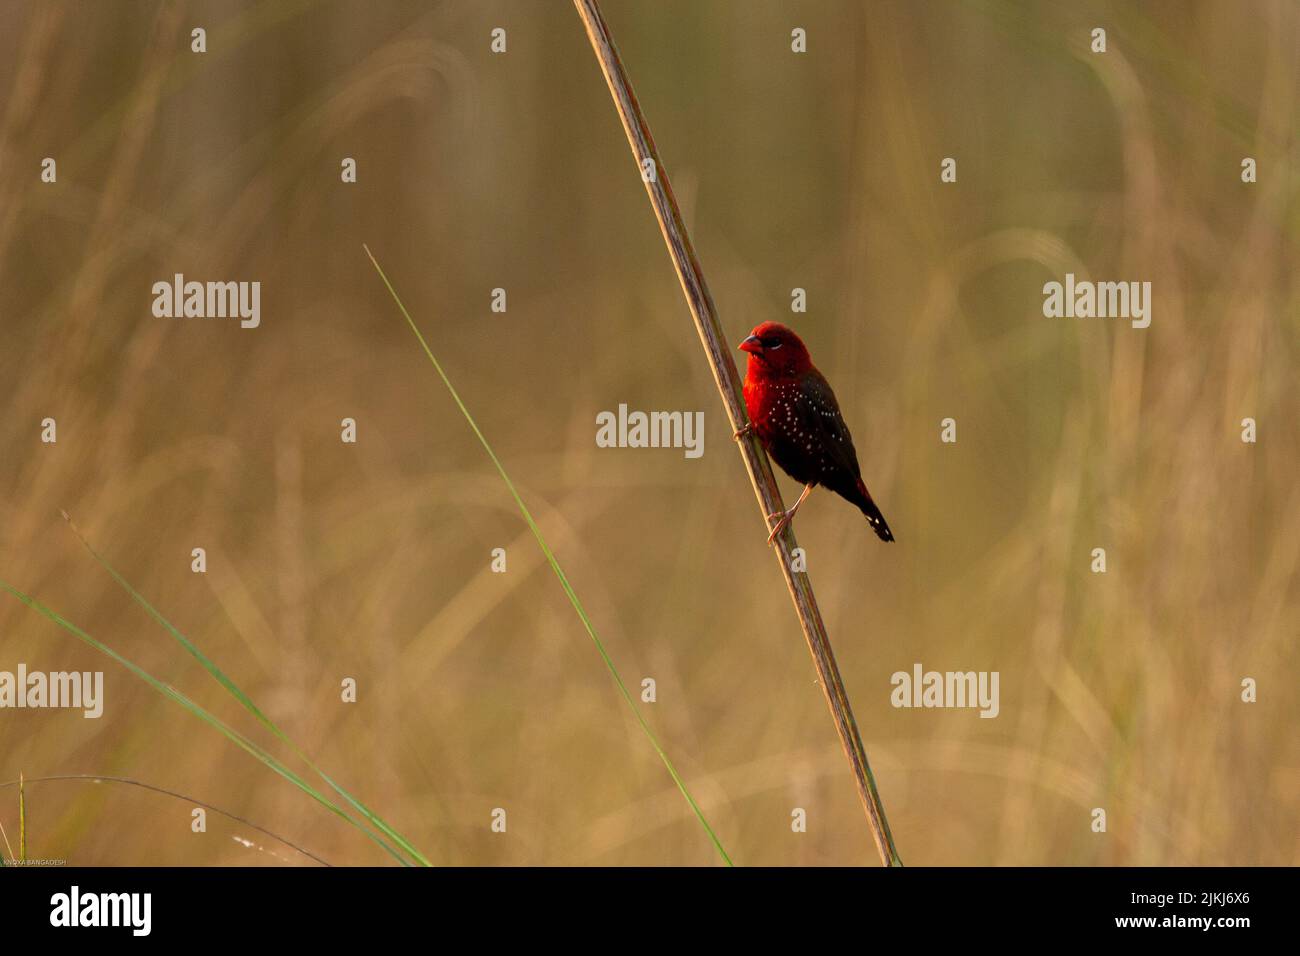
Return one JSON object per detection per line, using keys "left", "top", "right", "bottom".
{"left": 763, "top": 337, "right": 783, "bottom": 350}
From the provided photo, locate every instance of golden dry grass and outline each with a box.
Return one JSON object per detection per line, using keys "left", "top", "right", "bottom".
{"left": 0, "top": 0, "right": 1296, "bottom": 865}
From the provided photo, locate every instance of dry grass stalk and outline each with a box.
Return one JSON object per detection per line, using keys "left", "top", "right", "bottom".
{"left": 572, "top": 0, "right": 902, "bottom": 866}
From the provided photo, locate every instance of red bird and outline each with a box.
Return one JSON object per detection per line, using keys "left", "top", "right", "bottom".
{"left": 738, "top": 321, "right": 894, "bottom": 545}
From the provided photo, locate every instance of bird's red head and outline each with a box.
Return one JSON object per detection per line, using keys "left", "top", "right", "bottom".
{"left": 738, "top": 321, "right": 813, "bottom": 377}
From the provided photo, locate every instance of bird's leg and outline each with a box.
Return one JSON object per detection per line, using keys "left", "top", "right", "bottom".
{"left": 766, "top": 483, "right": 814, "bottom": 545}
{"left": 733, "top": 421, "right": 755, "bottom": 441}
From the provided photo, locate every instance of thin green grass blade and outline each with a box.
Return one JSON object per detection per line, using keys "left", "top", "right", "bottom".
{"left": 18, "top": 772, "right": 25, "bottom": 863}
{"left": 0, "top": 577, "right": 410, "bottom": 866}
{"left": 0, "top": 806, "right": 12, "bottom": 862}
{"left": 364, "top": 243, "right": 734, "bottom": 866}
{"left": 58, "top": 515, "right": 431, "bottom": 867}
{"left": 2, "top": 774, "right": 328, "bottom": 866}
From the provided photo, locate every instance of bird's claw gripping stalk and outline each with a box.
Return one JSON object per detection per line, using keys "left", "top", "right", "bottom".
{"left": 733, "top": 422, "right": 755, "bottom": 441}
{"left": 766, "top": 512, "right": 793, "bottom": 545}
{"left": 764, "top": 483, "right": 815, "bottom": 546}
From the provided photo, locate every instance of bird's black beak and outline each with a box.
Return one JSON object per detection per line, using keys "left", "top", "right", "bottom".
{"left": 738, "top": 334, "right": 763, "bottom": 355}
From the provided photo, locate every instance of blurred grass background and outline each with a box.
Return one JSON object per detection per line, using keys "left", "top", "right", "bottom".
{"left": 0, "top": 0, "right": 1296, "bottom": 865}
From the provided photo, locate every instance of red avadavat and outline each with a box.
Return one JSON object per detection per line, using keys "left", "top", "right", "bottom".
{"left": 739, "top": 321, "right": 894, "bottom": 545}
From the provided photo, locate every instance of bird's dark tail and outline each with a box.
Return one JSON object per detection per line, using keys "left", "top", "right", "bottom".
{"left": 854, "top": 478, "right": 895, "bottom": 542}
